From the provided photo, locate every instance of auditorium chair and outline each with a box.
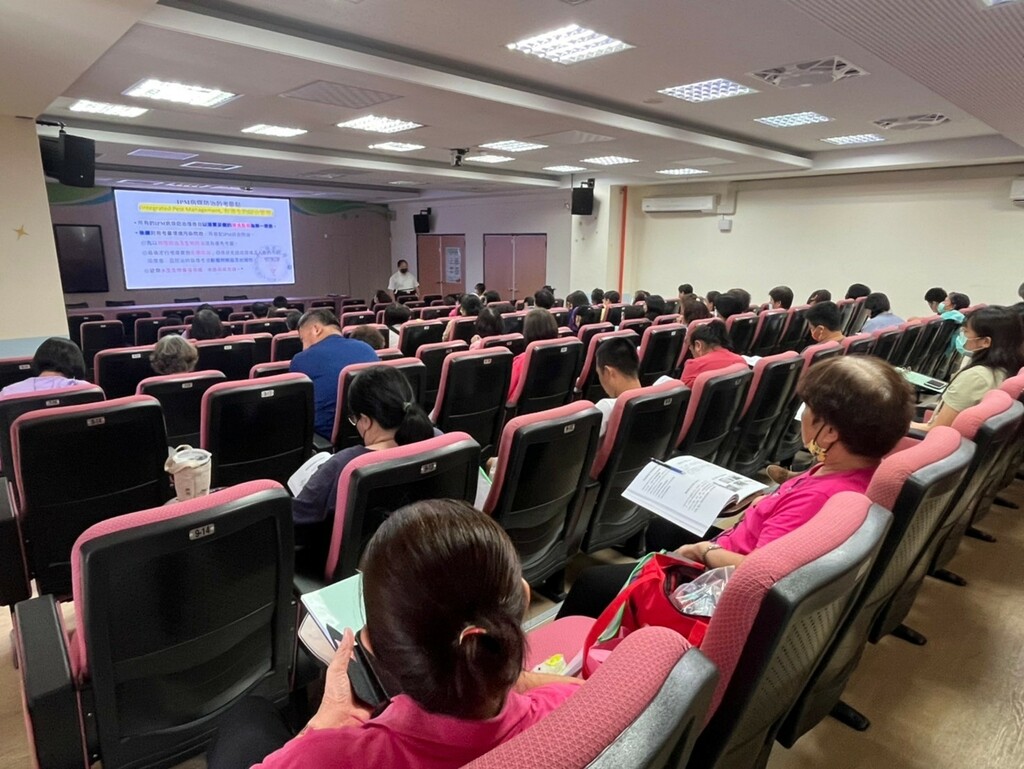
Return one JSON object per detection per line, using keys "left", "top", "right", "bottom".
{"left": 481, "top": 333, "right": 527, "bottom": 355}
{"left": 870, "top": 326, "right": 901, "bottom": 361}
{"left": 340, "top": 298, "right": 366, "bottom": 308}
{"left": 767, "top": 341, "right": 842, "bottom": 466}
{"left": 242, "top": 318, "right": 288, "bottom": 336}
{"left": 904, "top": 316, "right": 942, "bottom": 370}
{"left": 501, "top": 311, "right": 529, "bottom": 334}
{"left": 675, "top": 318, "right": 714, "bottom": 372}
{"left": 575, "top": 330, "right": 639, "bottom": 403}
{"left": 777, "top": 304, "right": 812, "bottom": 352}
{"left": 311, "top": 299, "right": 337, "bottom": 309}
{"left": 340, "top": 311, "right": 375, "bottom": 327}
{"left": 430, "top": 348, "right": 514, "bottom": 460}
{"left": 600, "top": 304, "right": 626, "bottom": 326}
{"left": 778, "top": 427, "right": 973, "bottom": 744}
{"left": 137, "top": 371, "right": 227, "bottom": 447}
{"left": 488, "top": 301, "right": 514, "bottom": 315}
{"left": 846, "top": 296, "right": 870, "bottom": 335}
{"left": 579, "top": 380, "right": 690, "bottom": 555}
{"left": 482, "top": 401, "right": 602, "bottom": 598}
{"left": 174, "top": 296, "right": 200, "bottom": 304}
{"left": 471, "top": 628, "right": 716, "bottom": 769}
{"left": 749, "top": 309, "right": 789, "bottom": 358}
{"left": 448, "top": 316, "right": 478, "bottom": 344}
{"left": 157, "top": 324, "right": 190, "bottom": 339}
{"left": 343, "top": 323, "right": 390, "bottom": 346}
{"left": 2, "top": 396, "right": 169, "bottom": 606}
{"left": 637, "top": 323, "right": 686, "bottom": 386}
{"left": 549, "top": 307, "right": 569, "bottom": 326}
{"left": 415, "top": 340, "right": 468, "bottom": 411}
{"left": 200, "top": 373, "right": 314, "bottom": 488}
{"left": 0, "top": 356, "right": 34, "bottom": 391}
{"left": 417, "top": 306, "right": 448, "bottom": 321}
{"left": 309, "top": 433, "right": 479, "bottom": 586}
{"left": 271, "top": 331, "right": 302, "bottom": 362}
{"left": 835, "top": 298, "right": 856, "bottom": 335}
{"left": 506, "top": 338, "right": 583, "bottom": 417}
{"left": 376, "top": 347, "right": 405, "bottom": 361}
{"left": 13, "top": 481, "right": 295, "bottom": 769}
{"left": 67, "top": 313, "right": 104, "bottom": 347}
{"left": 64, "top": 301, "right": 89, "bottom": 309}
{"left": 250, "top": 362, "right": 291, "bottom": 378}
{"left": 719, "top": 352, "right": 802, "bottom": 476}
{"left": 93, "top": 345, "right": 157, "bottom": 399}
{"left": 223, "top": 293, "right": 248, "bottom": 300}
{"left": 653, "top": 314, "right": 680, "bottom": 326}
{"left": 80, "top": 321, "right": 126, "bottom": 375}
{"left": 620, "top": 317, "right": 653, "bottom": 337}
{"left": 397, "top": 320, "right": 446, "bottom": 357}
{"left": 114, "top": 311, "right": 151, "bottom": 344}
{"left": 992, "top": 369, "right": 1024, "bottom": 505}
{"left": 331, "top": 358, "right": 426, "bottom": 451}
{"left": 195, "top": 338, "right": 256, "bottom": 380}
{"left": 133, "top": 317, "right": 173, "bottom": 346}
{"left": 725, "top": 312, "right": 758, "bottom": 356}
{"left": 229, "top": 332, "right": 272, "bottom": 365}
{"left": 674, "top": 363, "right": 753, "bottom": 462}
{"left": 422, "top": 293, "right": 442, "bottom": 304}
{"left": 917, "top": 318, "right": 960, "bottom": 377}
{"left": 213, "top": 306, "right": 234, "bottom": 322}
{"left": 886, "top": 320, "right": 925, "bottom": 368}
{"left": 964, "top": 374, "right": 1024, "bottom": 533}
{"left": 228, "top": 312, "right": 255, "bottom": 322}
{"left": 840, "top": 332, "right": 875, "bottom": 356}
{"left": 578, "top": 322, "right": 614, "bottom": 350}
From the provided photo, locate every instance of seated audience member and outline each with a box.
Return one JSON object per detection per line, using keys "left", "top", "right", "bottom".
{"left": 251, "top": 302, "right": 271, "bottom": 319}
{"left": 599, "top": 290, "right": 621, "bottom": 322}
{"left": 591, "top": 288, "right": 605, "bottom": 305}
{"left": 860, "top": 292, "right": 905, "bottom": 333}
{"left": 559, "top": 355, "right": 913, "bottom": 618}
{"left": 443, "top": 294, "right": 482, "bottom": 342}
{"left": 1016, "top": 281, "right": 1024, "bottom": 310}
{"left": 533, "top": 289, "right": 555, "bottom": 310}
{"left": 290, "top": 365, "right": 435, "bottom": 529}
{"left": 289, "top": 309, "right": 378, "bottom": 439}
{"left": 768, "top": 285, "right": 794, "bottom": 310}
{"left": 680, "top": 320, "right": 746, "bottom": 387}
{"left": 443, "top": 294, "right": 459, "bottom": 307}
{"left": 727, "top": 288, "right": 752, "bottom": 313}
{"left": 713, "top": 292, "right": 745, "bottom": 321}
{"left": 508, "top": 309, "right": 558, "bottom": 396}
{"left": 483, "top": 290, "right": 502, "bottom": 305}
{"left": 348, "top": 325, "right": 386, "bottom": 351}
{"left": 285, "top": 310, "right": 302, "bottom": 331}
{"left": 593, "top": 337, "right": 644, "bottom": 435}
{"left": 678, "top": 283, "right": 695, "bottom": 304}
{"left": 470, "top": 307, "right": 505, "bottom": 348}
{"left": 940, "top": 291, "right": 970, "bottom": 323}
{"left": 912, "top": 306, "right": 1024, "bottom": 432}
{"left": 807, "top": 289, "right": 831, "bottom": 305}
{"left": 924, "top": 287, "right": 947, "bottom": 315}
{"left": 374, "top": 289, "right": 393, "bottom": 306}
{"left": 805, "top": 301, "right": 845, "bottom": 344}
{"left": 164, "top": 313, "right": 184, "bottom": 326}
{"left": 521, "top": 295, "right": 536, "bottom": 308}
{"left": 273, "top": 295, "right": 290, "bottom": 311}
{"left": 474, "top": 282, "right": 486, "bottom": 297}
{"left": 845, "top": 283, "right": 872, "bottom": 300}
{"left": 383, "top": 302, "right": 412, "bottom": 340}
{"left": 0, "top": 337, "right": 87, "bottom": 397}
{"left": 682, "top": 297, "right": 711, "bottom": 325}
{"left": 149, "top": 335, "right": 198, "bottom": 375}
{"left": 704, "top": 290, "right": 720, "bottom": 313}
{"left": 644, "top": 294, "right": 667, "bottom": 322}
{"left": 210, "top": 498, "right": 579, "bottom": 769}
{"left": 632, "top": 290, "right": 650, "bottom": 305}
{"left": 189, "top": 309, "right": 224, "bottom": 340}
{"left": 565, "top": 290, "right": 591, "bottom": 333}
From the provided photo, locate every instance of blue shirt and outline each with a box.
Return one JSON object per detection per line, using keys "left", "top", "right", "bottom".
{"left": 861, "top": 312, "right": 905, "bottom": 334}
{"left": 290, "top": 334, "right": 378, "bottom": 438}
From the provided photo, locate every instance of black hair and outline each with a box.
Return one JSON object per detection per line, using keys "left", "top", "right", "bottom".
{"left": 482, "top": 290, "right": 501, "bottom": 304}
{"left": 807, "top": 289, "right": 832, "bottom": 304}
{"left": 459, "top": 294, "right": 482, "bottom": 316}
{"left": 864, "top": 292, "right": 891, "bottom": 318}
{"left": 523, "top": 309, "right": 558, "bottom": 343}
{"left": 32, "top": 337, "right": 86, "bottom": 379}
{"left": 383, "top": 303, "right": 412, "bottom": 327}
{"left": 347, "top": 325, "right": 386, "bottom": 350}
{"left": 273, "top": 295, "right": 288, "bottom": 308}
{"left": 190, "top": 309, "right": 224, "bottom": 340}
{"left": 682, "top": 298, "right": 710, "bottom": 324}
{"left": 566, "top": 290, "right": 589, "bottom": 309}
{"left": 605, "top": 290, "right": 621, "bottom": 304}
{"left": 596, "top": 336, "right": 640, "bottom": 378}
{"left": 644, "top": 294, "right": 667, "bottom": 321}
{"left": 948, "top": 292, "right": 970, "bottom": 311}
{"left": 575, "top": 306, "right": 598, "bottom": 327}
{"left": 845, "top": 283, "right": 871, "bottom": 300}
{"left": 924, "top": 287, "right": 946, "bottom": 304}
{"left": 633, "top": 290, "right": 650, "bottom": 304}
{"left": 713, "top": 293, "right": 744, "bottom": 320}
{"left": 251, "top": 301, "right": 270, "bottom": 318}
{"left": 591, "top": 288, "right": 605, "bottom": 304}
{"left": 475, "top": 307, "right": 504, "bottom": 338}
{"left": 805, "top": 301, "right": 842, "bottom": 332}
{"left": 298, "top": 308, "right": 341, "bottom": 329}
{"left": 443, "top": 294, "right": 458, "bottom": 306}
{"left": 374, "top": 289, "right": 393, "bottom": 305}
{"left": 397, "top": 259, "right": 409, "bottom": 268}
{"left": 690, "top": 319, "right": 732, "bottom": 351}
{"left": 285, "top": 310, "right": 302, "bottom": 331}
{"left": 706, "top": 290, "right": 721, "bottom": 305}
{"left": 727, "top": 288, "right": 751, "bottom": 312}
{"left": 348, "top": 365, "right": 433, "bottom": 445}
{"left": 533, "top": 289, "right": 555, "bottom": 309}
{"left": 769, "top": 285, "right": 794, "bottom": 309}
{"left": 963, "top": 306, "right": 1024, "bottom": 377}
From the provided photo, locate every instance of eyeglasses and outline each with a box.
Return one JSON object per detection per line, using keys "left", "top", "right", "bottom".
{"left": 348, "top": 414, "right": 359, "bottom": 426}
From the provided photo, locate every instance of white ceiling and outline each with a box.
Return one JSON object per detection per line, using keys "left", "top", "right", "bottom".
{"left": 17, "top": 0, "right": 1024, "bottom": 201}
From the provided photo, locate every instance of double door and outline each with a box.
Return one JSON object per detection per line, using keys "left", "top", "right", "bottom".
{"left": 417, "top": 234, "right": 466, "bottom": 297}
{"left": 483, "top": 234, "right": 547, "bottom": 302}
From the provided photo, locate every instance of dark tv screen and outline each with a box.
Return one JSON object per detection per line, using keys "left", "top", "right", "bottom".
{"left": 53, "top": 225, "right": 109, "bottom": 293}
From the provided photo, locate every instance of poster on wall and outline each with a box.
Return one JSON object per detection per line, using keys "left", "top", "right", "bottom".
{"left": 444, "top": 246, "right": 463, "bottom": 283}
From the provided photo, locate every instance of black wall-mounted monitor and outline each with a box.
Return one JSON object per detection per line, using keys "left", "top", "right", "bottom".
{"left": 53, "top": 224, "right": 110, "bottom": 293}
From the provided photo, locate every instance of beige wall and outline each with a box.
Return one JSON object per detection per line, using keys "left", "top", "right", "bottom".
{"left": 624, "top": 165, "right": 1024, "bottom": 315}
{"left": 0, "top": 117, "right": 68, "bottom": 356}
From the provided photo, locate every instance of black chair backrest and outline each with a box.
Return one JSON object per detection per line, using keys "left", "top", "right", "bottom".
{"left": 68, "top": 313, "right": 105, "bottom": 346}
{"left": 918, "top": 319, "right": 960, "bottom": 377}
{"left": 751, "top": 310, "right": 789, "bottom": 357}
{"left": 843, "top": 334, "right": 875, "bottom": 356}
{"left": 79, "top": 484, "right": 294, "bottom": 769}
{"left": 65, "top": 302, "right": 89, "bottom": 309}
{"left": 678, "top": 368, "right": 754, "bottom": 462}
{"left": 202, "top": 375, "right": 315, "bottom": 488}
{"left": 80, "top": 321, "right": 125, "bottom": 365}
{"left": 870, "top": 328, "right": 901, "bottom": 361}
{"left": 583, "top": 384, "right": 691, "bottom": 554}
{"left": 835, "top": 300, "right": 856, "bottom": 335}
{"left": 417, "top": 306, "right": 447, "bottom": 321}
{"left": 213, "top": 306, "right": 234, "bottom": 322}
{"left": 448, "top": 317, "right": 478, "bottom": 344}
{"left": 223, "top": 294, "right": 248, "bottom": 300}
{"left": 502, "top": 312, "right": 528, "bottom": 335}
{"left": 578, "top": 322, "right": 614, "bottom": 351}
{"left": 620, "top": 317, "right": 653, "bottom": 338}
{"left": 341, "top": 312, "right": 375, "bottom": 327}
{"left": 778, "top": 306, "right": 811, "bottom": 351}
{"left": 416, "top": 341, "right": 467, "bottom": 412}
{"left": 134, "top": 318, "right": 173, "bottom": 346}
{"left": 888, "top": 323, "right": 923, "bottom": 367}
{"left": 195, "top": 339, "right": 256, "bottom": 380}
{"left": 271, "top": 332, "right": 303, "bottom": 362}
{"left": 398, "top": 321, "right": 446, "bottom": 357}
{"left": 0, "top": 356, "right": 34, "bottom": 391}
{"left": 11, "top": 397, "right": 169, "bottom": 597}
{"left": 94, "top": 346, "right": 157, "bottom": 399}
{"left": 340, "top": 298, "right": 366, "bottom": 307}
{"left": 138, "top": 372, "right": 227, "bottom": 447}
{"left": 432, "top": 350, "right": 514, "bottom": 459}
{"left": 904, "top": 320, "right": 940, "bottom": 370}
{"left": 577, "top": 331, "right": 638, "bottom": 403}
{"left": 115, "top": 311, "right": 151, "bottom": 344}
{"left": 105, "top": 300, "right": 134, "bottom": 308}
{"left": 550, "top": 308, "right": 569, "bottom": 326}
{"left": 482, "top": 333, "right": 527, "bottom": 356}
{"left": 513, "top": 339, "right": 583, "bottom": 416}
{"left": 727, "top": 314, "right": 758, "bottom": 356}
{"left": 242, "top": 319, "right": 289, "bottom": 336}
{"left": 637, "top": 324, "right": 686, "bottom": 386}
{"left": 311, "top": 300, "right": 336, "bottom": 309}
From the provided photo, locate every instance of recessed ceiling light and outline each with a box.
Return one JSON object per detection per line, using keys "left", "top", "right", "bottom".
{"left": 581, "top": 156, "right": 639, "bottom": 165}
{"left": 656, "top": 168, "right": 710, "bottom": 175}
{"left": 181, "top": 161, "right": 242, "bottom": 171}
{"left": 820, "top": 134, "right": 885, "bottom": 145}
{"left": 755, "top": 111, "right": 832, "bottom": 127}
{"left": 336, "top": 115, "right": 423, "bottom": 133}
{"left": 506, "top": 24, "right": 634, "bottom": 65}
{"left": 464, "top": 154, "right": 515, "bottom": 164}
{"left": 388, "top": 180, "right": 421, "bottom": 185}
{"left": 658, "top": 78, "right": 758, "bottom": 103}
{"left": 241, "top": 124, "right": 307, "bottom": 138}
{"left": 123, "top": 78, "right": 237, "bottom": 107}
{"left": 369, "top": 142, "right": 425, "bottom": 152}
{"left": 128, "top": 149, "right": 198, "bottom": 160}
{"left": 544, "top": 165, "right": 589, "bottom": 173}
{"left": 479, "top": 140, "right": 548, "bottom": 152}
{"left": 983, "top": 0, "right": 1022, "bottom": 6}
{"left": 69, "top": 99, "right": 148, "bottom": 117}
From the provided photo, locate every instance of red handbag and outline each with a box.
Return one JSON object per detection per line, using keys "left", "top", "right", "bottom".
{"left": 582, "top": 553, "right": 710, "bottom": 678}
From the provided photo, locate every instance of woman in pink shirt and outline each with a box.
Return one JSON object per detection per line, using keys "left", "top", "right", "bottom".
{"left": 0, "top": 338, "right": 87, "bottom": 398}
{"left": 558, "top": 355, "right": 913, "bottom": 618}
{"left": 507, "top": 309, "right": 558, "bottom": 396}
{"left": 208, "top": 499, "right": 580, "bottom": 769}
{"left": 680, "top": 320, "right": 746, "bottom": 388}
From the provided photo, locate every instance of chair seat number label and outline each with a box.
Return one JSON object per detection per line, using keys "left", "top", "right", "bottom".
{"left": 87, "top": 417, "right": 106, "bottom": 427}
{"left": 189, "top": 524, "right": 216, "bottom": 540}
{"left": 420, "top": 462, "right": 437, "bottom": 474}
{"left": 261, "top": 389, "right": 275, "bottom": 398}
{"left": 563, "top": 424, "right": 575, "bottom": 434}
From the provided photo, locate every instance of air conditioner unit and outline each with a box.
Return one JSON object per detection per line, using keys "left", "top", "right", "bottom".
{"left": 641, "top": 195, "right": 718, "bottom": 214}
{"left": 1011, "top": 179, "right": 1024, "bottom": 207}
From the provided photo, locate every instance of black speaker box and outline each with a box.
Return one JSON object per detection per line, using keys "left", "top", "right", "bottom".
{"left": 571, "top": 187, "right": 595, "bottom": 216}
{"left": 39, "top": 133, "right": 95, "bottom": 188}
{"left": 413, "top": 213, "right": 431, "bottom": 234}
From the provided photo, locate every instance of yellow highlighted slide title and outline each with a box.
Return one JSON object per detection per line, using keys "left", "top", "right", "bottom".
{"left": 138, "top": 203, "right": 273, "bottom": 217}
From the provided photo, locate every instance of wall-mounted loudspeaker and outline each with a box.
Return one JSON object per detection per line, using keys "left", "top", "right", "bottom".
{"left": 413, "top": 212, "right": 431, "bottom": 234}
{"left": 39, "top": 131, "right": 95, "bottom": 188}
{"left": 571, "top": 187, "right": 595, "bottom": 216}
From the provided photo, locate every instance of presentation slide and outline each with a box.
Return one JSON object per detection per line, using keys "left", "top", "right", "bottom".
{"left": 114, "top": 189, "right": 295, "bottom": 289}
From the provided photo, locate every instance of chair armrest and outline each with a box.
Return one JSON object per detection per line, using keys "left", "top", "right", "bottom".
{"left": 906, "top": 428, "right": 929, "bottom": 441}
{"left": 312, "top": 434, "right": 333, "bottom": 454}
{"left": 14, "top": 595, "right": 85, "bottom": 769}
{"left": 0, "top": 482, "right": 30, "bottom": 607}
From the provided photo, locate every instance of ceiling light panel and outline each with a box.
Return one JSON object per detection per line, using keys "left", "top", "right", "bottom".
{"left": 69, "top": 99, "right": 148, "bottom": 118}
{"left": 750, "top": 57, "right": 866, "bottom": 89}
{"left": 369, "top": 142, "right": 425, "bottom": 152}
{"left": 544, "top": 165, "right": 588, "bottom": 173}
{"left": 241, "top": 124, "right": 307, "bottom": 138}
{"left": 281, "top": 80, "right": 403, "bottom": 109}
{"left": 873, "top": 113, "right": 950, "bottom": 131}
{"left": 464, "top": 154, "right": 515, "bottom": 164}
{"left": 479, "top": 140, "right": 548, "bottom": 152}
{"left": 658, "top": 78, "right": 757, "bottom": 103}
{"left": 755, "top": 111, "right": 832, "bottom": 127}
{"left": 506, "top": 24, "right": 634, "bottom": 65}
{"left": 181, "top": 161, "right": 242, "bottom": 171}
{"left": 123, "top": 78, "right": 237, "bottom": 107}
{"left": 128, "top": 149, "right": 198, "bottom": 160}
{"left": 581, "top": 155, "right": 639, "bottom": 165}
{"left": 821, "top": 134, "right": 885, "bottom": 145}
{"left": 336, "top": 115, "right": 423, "bottom": 133}
{"left": 656, "top": 168, "right": 710, "bottom": 175}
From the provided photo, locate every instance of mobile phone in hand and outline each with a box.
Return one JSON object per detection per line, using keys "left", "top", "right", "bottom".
{"left": 327, "top": 625, "right": 391, "bottom": 710}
